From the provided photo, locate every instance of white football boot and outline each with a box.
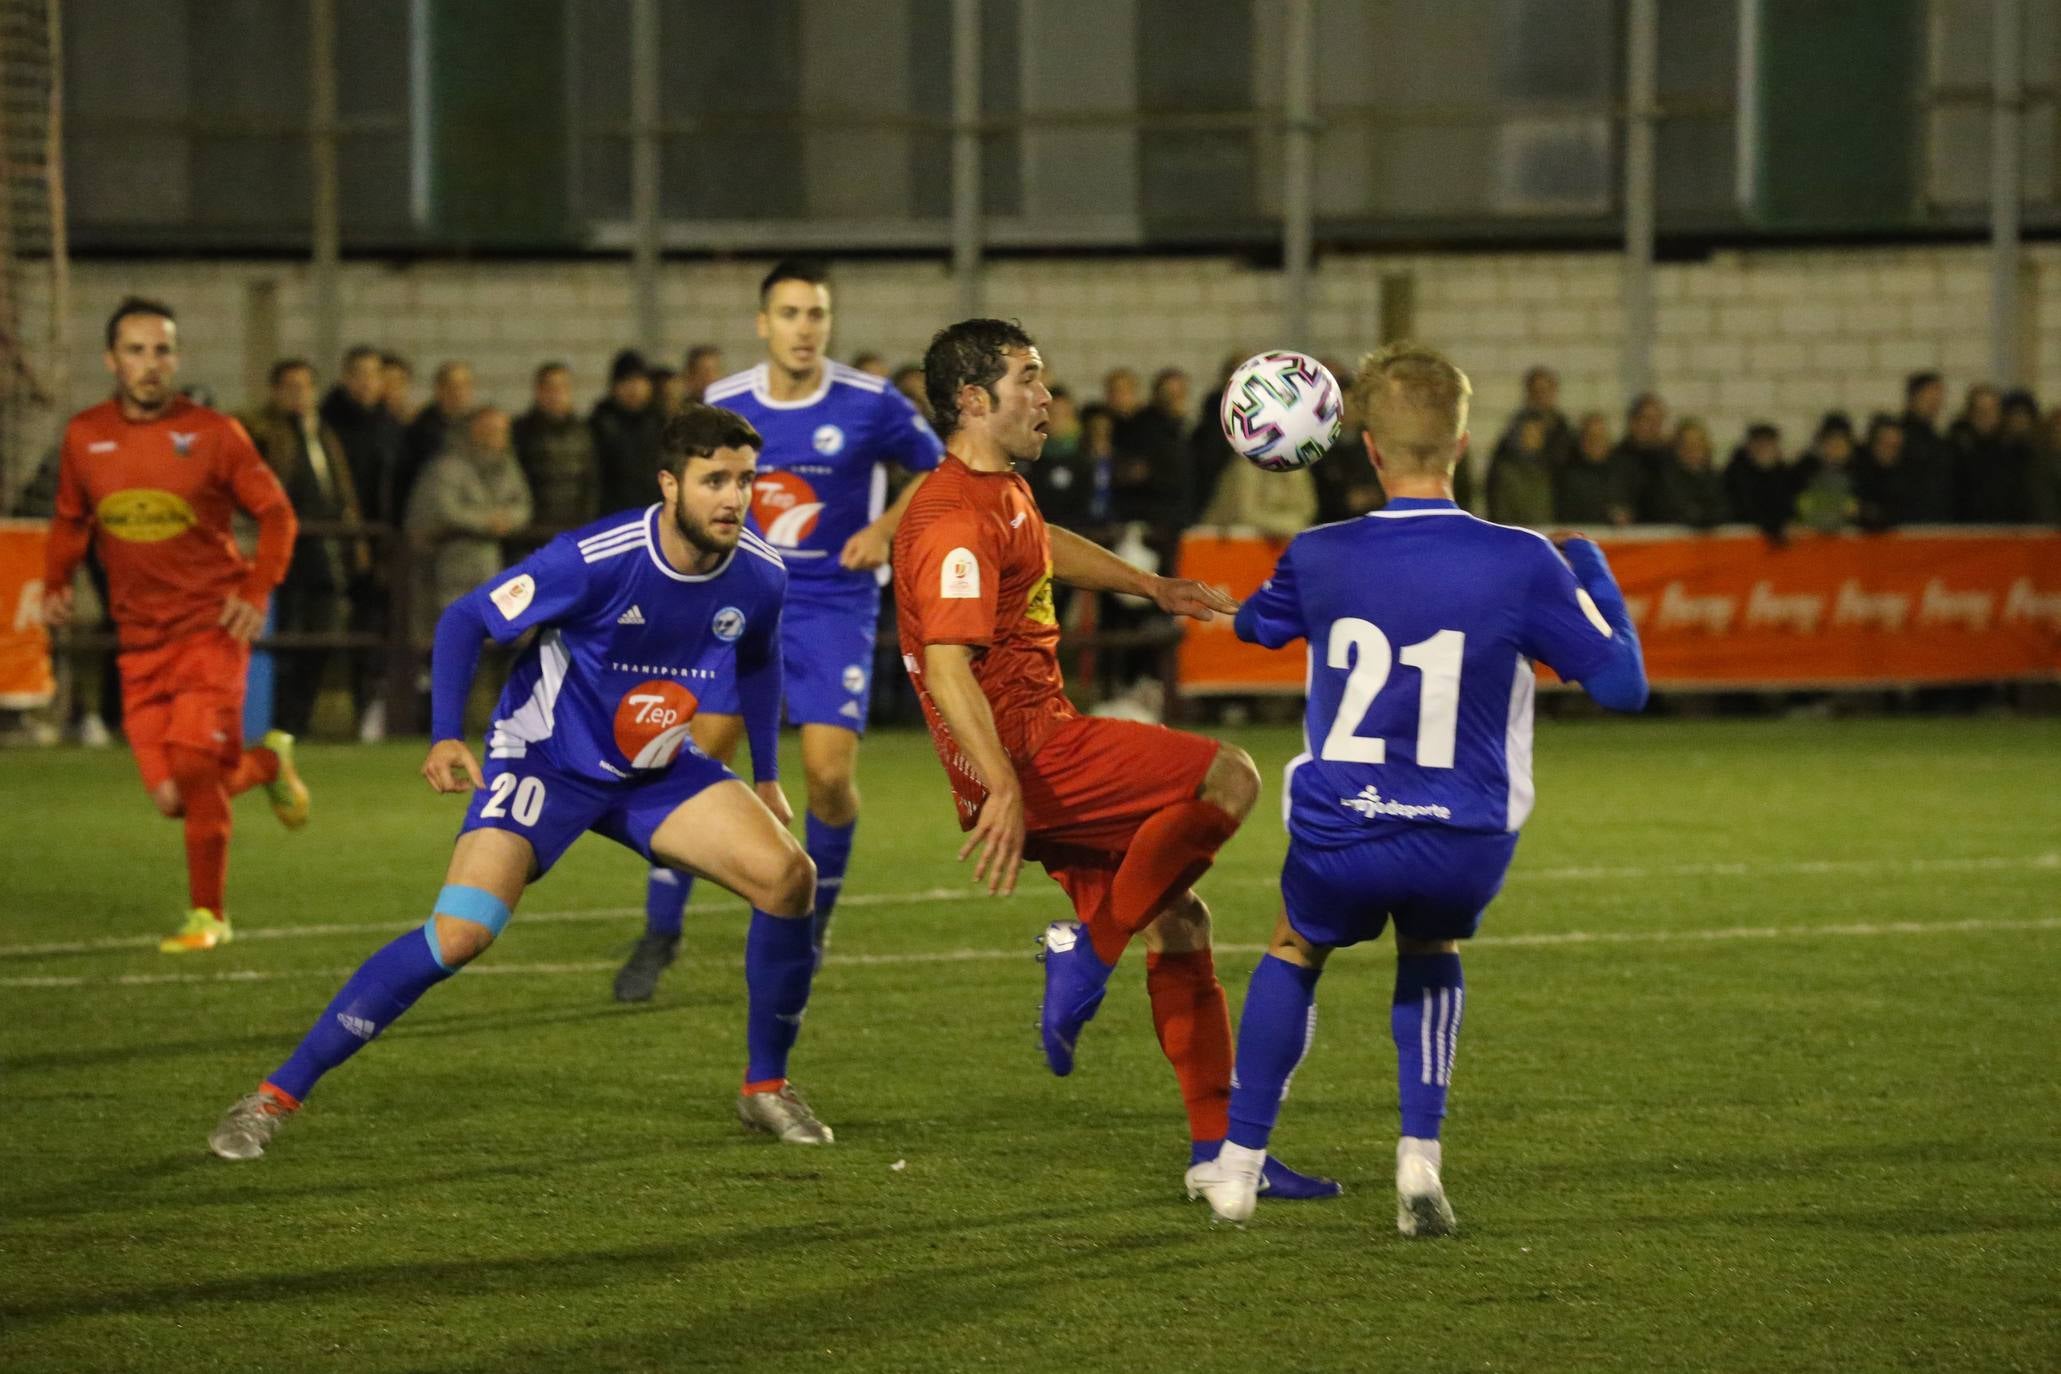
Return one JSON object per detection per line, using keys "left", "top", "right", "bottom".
{"left": 1395, "top": 1136, "right": 1458, "bottom": 1237}
{"left": 1184, "top": 1140, "right": 1264, "bottom": 1224}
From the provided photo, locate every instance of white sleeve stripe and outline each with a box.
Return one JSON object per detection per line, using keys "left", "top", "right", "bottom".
{"left": 738, "top": 529, "right": 784, "bottom": 560}
{"left": 577, "top": 522, "right": 646, "bottom": 550}
{"left": 581, "top": 537, "right": 647, "bottom": 563}
{"left": 738, "top": 541, "right": 785, "bottom": 569}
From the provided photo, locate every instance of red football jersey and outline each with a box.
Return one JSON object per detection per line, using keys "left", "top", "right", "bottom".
{"left": 46, "top": 398, "right": 295, "bottom": 649}
{"left": 892, "top": 455, "right": 1078, "bottom": 824}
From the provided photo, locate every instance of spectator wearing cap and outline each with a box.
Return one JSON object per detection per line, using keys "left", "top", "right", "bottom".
{"left": 1553, "top": 411, "right": 1636, "bottom": 527}
{"left": 590, "top": 348, "right": 664, "bottom": 513}
{"left": 1793, "top": 413, "right": 1862, "bottom": 533}
{"left": 1641, "top": 418, "right": 1730, "bottom": 528}
{"left": 1898, "top": 371, "right": 1957, "bottom": 523}
{"left": 1725, "top": 421, "right": 1798, "bottom": 542}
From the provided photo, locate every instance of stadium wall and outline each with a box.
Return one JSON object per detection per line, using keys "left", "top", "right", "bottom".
{"left": 28, "top": 243, "right": 2061, "bottom": 468}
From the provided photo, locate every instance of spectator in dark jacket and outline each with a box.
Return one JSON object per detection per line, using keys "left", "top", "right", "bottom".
{"left": 2031, "top": 406, "right": 2061, "bottom": 525}
{"left": 1608, "top": 392, "right": 1670, "bottom": 513}
{"left": 1554, "top": 411, "right": 1636, "bottom": 527}
{"left": 1949, "top": 383, "right": 2031, "bottom": 523}
{"left": 1855, "top": 413, "right": 1914, "bottom": 531}
{"left": 514, "top": 361, "right": 600, "bottom": 528}
{"left": 321, "top": 344, "right": 405, "bottom": 526}
{"left": 589, "top": 349, "right": 664, "bottom": 513}
{"left": 1642, "top": 418, "right": 1730, "bottom": 528}
{"left": 1487, "top": 414, "right": 1555, "bottom": 528}
{"left": 1725, "top": 422, "right": 1798, "bottom": 542}
{"left": 1114, "top": 368, "right": 1195, "bottom": 528}
{"left": 1898, "top": 371, "right": 1957, "bottom": 522}
{"left": 397, "top": 360, "right": 475, "bottom": 518}
{"left": 1188, "top": 354, "right": 1246, "bottom": 525}
{"left": 380, "top": 352, "right": 418, "bottom": 427}
{"left": 1490, "top": 365, "right": 1575, "bottom": 475}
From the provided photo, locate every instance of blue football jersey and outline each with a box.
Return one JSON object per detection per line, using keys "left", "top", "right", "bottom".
{"left": 1235, "top": 498, "right": 1627, "bottom": 845}
{"left": 704, "top": 361, "right": 944, "bottom": 595}
{"left": 474, "top": 505, "right": 787, "bottom": 782}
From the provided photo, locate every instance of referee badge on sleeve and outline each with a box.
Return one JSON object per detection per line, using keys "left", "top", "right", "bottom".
{"left": 940, "top": 547, "right": 981, "bottom": 600}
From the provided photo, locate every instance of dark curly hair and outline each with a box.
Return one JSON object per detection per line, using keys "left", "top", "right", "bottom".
{"left": 923, "top": 318, "right": 1037, "bottom": 440}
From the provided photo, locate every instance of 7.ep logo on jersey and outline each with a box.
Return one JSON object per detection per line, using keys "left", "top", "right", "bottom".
{"left": 613, "top": 679, "right": 699, "bottom": 768}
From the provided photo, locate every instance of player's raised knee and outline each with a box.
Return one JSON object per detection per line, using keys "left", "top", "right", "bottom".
{"left": 427, "top": 883, "right": 514, "bottom": 968}
{"left": 756, "top": 847, "right": 818, "bottom": 919}
{"left": 1202, "top": 743, "right": 1262, "bottom": 820}
{"left": 148, "top": 780, "right": 185, "bottom": 818}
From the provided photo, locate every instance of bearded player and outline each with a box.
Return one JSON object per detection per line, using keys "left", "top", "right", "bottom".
{"left": 891, "top": 318, "right": 1338, "bottom": 1201}
{"left": 1183, "top": 344, "right": 1648, "bottom": 1233}
{"left": 42, "top": 297, "right": 309, "bottom": 953}
{"left": 206, "top": 404, "right": 833, "bottom": 1160}
{"left": 617, "top": 259, "right": 944, "bottom": 1001}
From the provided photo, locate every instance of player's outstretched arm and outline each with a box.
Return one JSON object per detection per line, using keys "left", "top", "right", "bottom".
{"left": 1232, "top": 541, "right": 1308, "bottom": 648}
{"left": 424, "top": 590, "right": 493, "bottom": 786}
{"left": 1550, "top": 535, "right": 1648, "bottom": 713}
{"left": 840, "top": 471, "right": 930, "bottom": 570}
{"left": 1047, "top": 525, "right": 1238, "bottom": 620}
{"left": 921, "top": 643, "right": 1024, "bottom": 896}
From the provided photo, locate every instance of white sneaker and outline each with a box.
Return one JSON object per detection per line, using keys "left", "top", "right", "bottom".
{"left": 76, "top": 713, "right": 112, "bottom": 747}
{"left": 736, "top": 1082, "right": 834, "bottom": 1145}
{"left": 1185, "top": 1140, "right": 1264, "bottom": 1224}
{"left": 357, "top": 699, "right": 386, "bottom": 744}
{"left": 1396, "top": 1136, "right": 1457, "bottom": 1237}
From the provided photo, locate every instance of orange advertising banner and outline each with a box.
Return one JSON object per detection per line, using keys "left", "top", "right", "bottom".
{"left": 0, "top": 520, "right": 55, "bottom": 709}
{"left": 1176, "top": 527, "right": 2061, "bottom": 692}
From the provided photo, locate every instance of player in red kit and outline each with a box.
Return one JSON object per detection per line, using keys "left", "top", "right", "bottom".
{"left": 42, "top": 298, "right": 311, "bottom": 953}
{"left": 891, "top": 319, "right": 1339, "bottom": 1202}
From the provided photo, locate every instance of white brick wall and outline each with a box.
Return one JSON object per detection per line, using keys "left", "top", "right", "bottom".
{"left": 26, "top": 241, "right": 2054, "bottom": 481}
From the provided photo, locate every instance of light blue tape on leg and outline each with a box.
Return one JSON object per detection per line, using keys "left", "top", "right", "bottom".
{"left": 423, "top": 884, "right": 514, "bottom": 971}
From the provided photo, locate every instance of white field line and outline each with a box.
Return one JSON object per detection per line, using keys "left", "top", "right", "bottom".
{"left": 2, "top": 851, "right": 2054, "bottom": 963}
{"left": 2, "top": 915, "right": 2055, "bottom": 990}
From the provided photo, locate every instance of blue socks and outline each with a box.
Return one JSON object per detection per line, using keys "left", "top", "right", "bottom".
{"left": 1225, "top": 954, "right": 1322, "bottom": 1151}
{"left": 743, "top": 910, "right": 816, "bottom": 1086}
{"left": 805, "top": 814, "right": 855, "bottom": 952}
{"left": 645, "top": 866, "right": 691, "bottom": 938}
{"left": 267, "top": 923, "right": 454, "bottom": 1102}
{"left": 1393, "top": 952, "right": 1465, "bottom": 1139}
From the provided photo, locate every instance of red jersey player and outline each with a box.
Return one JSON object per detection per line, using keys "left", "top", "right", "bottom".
{"left": 891, "top": 319, "right": 1339, "bottom": 1202}
{"left": 42, "top": 297, "right": 310, "bottom": 953}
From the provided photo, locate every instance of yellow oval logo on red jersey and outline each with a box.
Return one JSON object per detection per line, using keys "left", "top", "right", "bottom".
{"left": 96, "top": 489, "right": 196, "bottom": 542}
{"left": 613, "top": 679, "right": 700, "bottom": 769}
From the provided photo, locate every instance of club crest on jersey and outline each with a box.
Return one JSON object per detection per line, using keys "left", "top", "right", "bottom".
{"left": 842, "top": 664, "right": 865, "bottom": 693}
{"left": 613, "top": 678, "right": 700, "bottom": 768}
{"left": 711, "top": 606, "right": 746, "bottom": 642}
{"left": 750, "top": 470, "right": 824, "bottom": 547}
{"left": 170, "top": 431, "right": 198, "bottom": 456}
{"left": 812, "top": 424, "right": 845, "bottom": 456}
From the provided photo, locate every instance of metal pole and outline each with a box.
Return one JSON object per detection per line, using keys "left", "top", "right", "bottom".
{"left": 951, "top": 0, "right": 983, "bottom": 319}
{"left": 1733, "top": 0, "right": 1760, "bottom": 215}
{"left": 1621, "top": 0, "right": 1659, "bottom": 402}
{"left": 630, "top": 0, "right": 663, "bottom": 356}
{"left": 1282, "top": 0, "right": 1316, "bottom": 347}
{"left": 310, "top": 0, "right": 342, "bottom": 374}
{"left": 1990, "top": 0, "right": 2023, "bottom": 386}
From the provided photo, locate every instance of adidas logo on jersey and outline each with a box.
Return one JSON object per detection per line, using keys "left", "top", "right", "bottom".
{"left": 617, "top": 605, "right": 646, "bottom": 625}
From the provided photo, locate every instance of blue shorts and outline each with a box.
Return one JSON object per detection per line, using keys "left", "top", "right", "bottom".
{"left": 699, "top": 583, "right": 877, "bottom": 734}
{"left": 1281, "top": 827, "right": 1520, "bottom": 948}
{"left": 458, "top": 750, "right": 735, "bottom": 879}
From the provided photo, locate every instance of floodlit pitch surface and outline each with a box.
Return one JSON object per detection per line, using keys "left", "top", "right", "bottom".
{"left": 2, "top": 718, "right": 2056, "bottom": 1373}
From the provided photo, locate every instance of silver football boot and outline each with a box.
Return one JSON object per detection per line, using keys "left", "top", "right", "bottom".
{"left": 1395, "top": 1136, "right": 1458, "bottom": 1237}
{"left": 208, "top": 1092, "right": 294, "bottom": 1161}
{"left": 737, "top": 1083, "right": 835, "bottom": 1145}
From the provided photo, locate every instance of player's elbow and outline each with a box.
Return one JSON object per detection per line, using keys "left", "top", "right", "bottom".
{"left": 1582, "top": 656, "right": 1649, "bottom": 713}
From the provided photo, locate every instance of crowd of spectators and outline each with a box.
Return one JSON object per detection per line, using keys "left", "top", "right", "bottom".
{"left": 1478, "top": 366, "right": 2061, "bottom": 540}
{"left": 24, "top": 340, "right": 2061, "bottom": 741}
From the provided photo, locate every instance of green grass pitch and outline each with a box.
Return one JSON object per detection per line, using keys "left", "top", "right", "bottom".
{"left": 2, "top": 717, "right": 2057, "bottom": 1372}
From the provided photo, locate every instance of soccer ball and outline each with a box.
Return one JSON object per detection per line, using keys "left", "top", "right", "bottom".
{"left": 1220, "top": 350, "right": 1343, "bottom": 472}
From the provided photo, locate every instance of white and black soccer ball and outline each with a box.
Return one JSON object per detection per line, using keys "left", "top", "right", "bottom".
{"left": 1219, "top": 350, "right": 1343, "bottom": 473}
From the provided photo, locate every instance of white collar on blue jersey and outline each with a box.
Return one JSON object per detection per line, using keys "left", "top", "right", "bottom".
{"left": 749, "top": 362, "right": 833, "bottom": 410}
{"left": 1370, "top": 497, "right": 1467, "bottom": 517}
{"left": 642, "top": 504, "right": 737, "bottom": 582}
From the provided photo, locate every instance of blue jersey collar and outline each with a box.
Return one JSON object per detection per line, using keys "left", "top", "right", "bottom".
{"left": 1380, "top": 496, "right": 1459, "bottom": 511}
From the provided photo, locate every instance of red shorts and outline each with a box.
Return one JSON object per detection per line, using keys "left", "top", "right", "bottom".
{"left": 1017, "top": 717, "right": 1221, "bottom": 918}
{"left": 119, "top": 629, "right": 249, "bottom": 792}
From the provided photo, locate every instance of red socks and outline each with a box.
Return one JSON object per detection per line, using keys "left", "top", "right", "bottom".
{"left": 1146, "top": 948, "right": 1233, "bottom": 1143}
{"left": 1110, "top": 799, "right": 1240, "bottom": 936}
{"left": 167, "top": 744, "right": 232, "bottom": 914}
{"left": 226, "top": 746, "right": 279, "bottom": 797}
